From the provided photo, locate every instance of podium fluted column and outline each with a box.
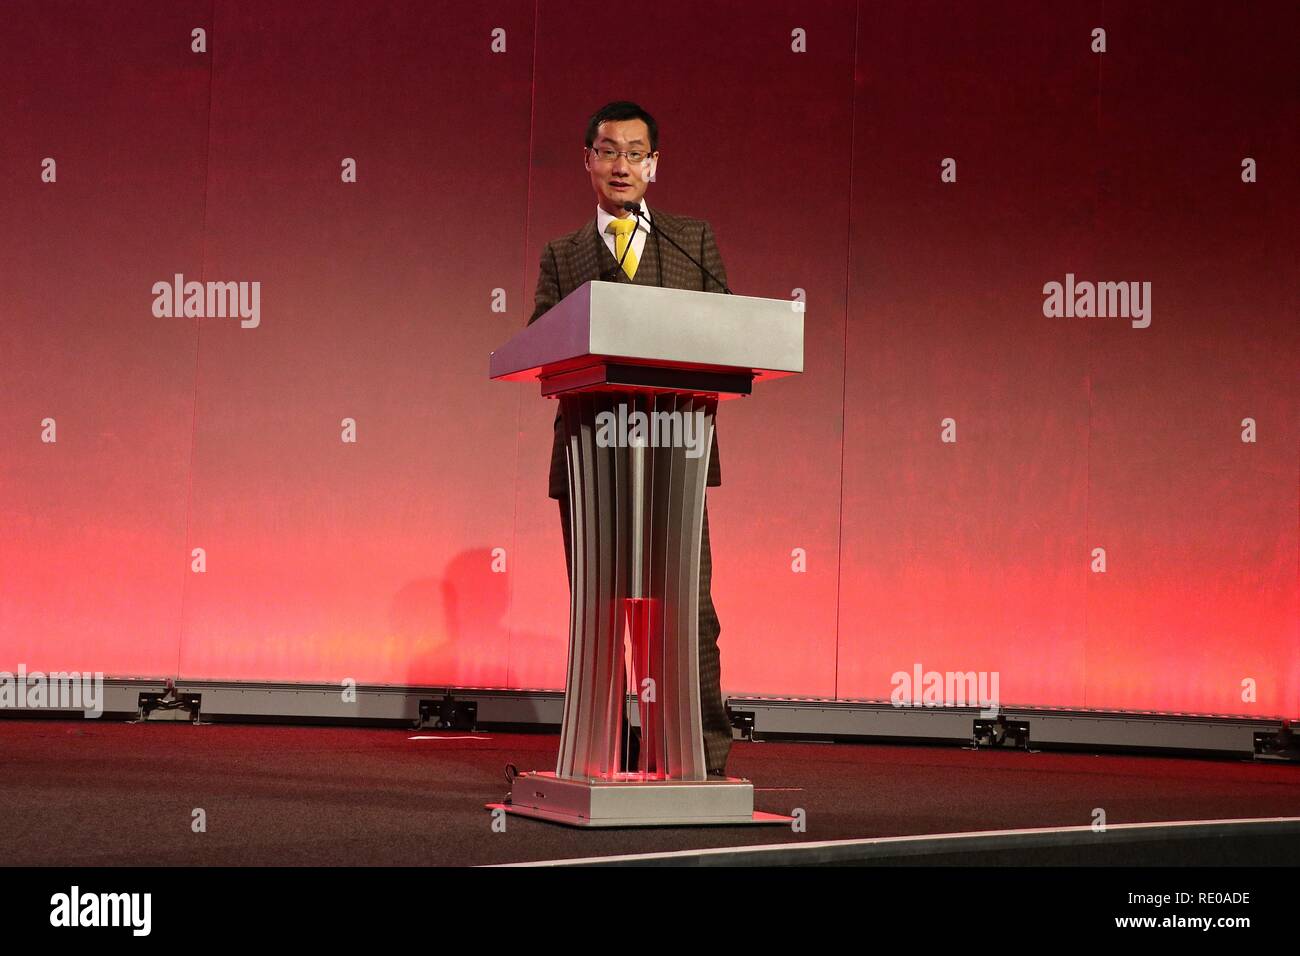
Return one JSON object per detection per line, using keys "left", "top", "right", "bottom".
{"left": 555, "top": 391, "right": 716, "bottom": 782}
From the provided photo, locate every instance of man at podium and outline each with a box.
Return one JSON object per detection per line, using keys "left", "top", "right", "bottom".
{"left": 526, "top": 101, "right": 733, "bottom": 777}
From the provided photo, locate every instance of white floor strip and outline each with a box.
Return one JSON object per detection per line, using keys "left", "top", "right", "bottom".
{"left": 490, "top": 816, "right": 1300, "bottom": 867}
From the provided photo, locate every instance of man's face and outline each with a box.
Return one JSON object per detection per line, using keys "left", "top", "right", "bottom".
{"left": 585, "top": 118, "right": 658, "bottom": 217}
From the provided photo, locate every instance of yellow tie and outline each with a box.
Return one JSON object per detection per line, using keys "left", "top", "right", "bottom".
{"left": 605, "top": 217, "right": 639, "bottom": 280}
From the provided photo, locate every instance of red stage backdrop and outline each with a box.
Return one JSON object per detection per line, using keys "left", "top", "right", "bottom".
{"left": 2, "top": 0, "right": 1295, "bottom": 718}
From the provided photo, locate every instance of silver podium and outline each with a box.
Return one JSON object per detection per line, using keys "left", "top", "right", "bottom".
{"left": 488, "top": 281, "right": 803, "bottom": 826}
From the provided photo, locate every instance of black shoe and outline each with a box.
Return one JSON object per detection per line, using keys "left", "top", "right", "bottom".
{"left": 707, "top": 768, "right": 727, "bottom": 779}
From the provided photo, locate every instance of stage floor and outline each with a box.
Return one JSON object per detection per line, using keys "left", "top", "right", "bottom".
{"left": 2, "top": 720, "right": 1297, "bottom": 866}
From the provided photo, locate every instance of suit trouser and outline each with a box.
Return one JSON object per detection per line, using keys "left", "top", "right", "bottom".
{"left": 558, "top": 494, "right": 732, "bottom": 775}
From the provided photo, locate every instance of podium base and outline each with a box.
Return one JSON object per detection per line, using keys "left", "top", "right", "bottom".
{"left": 488, "top": 771, "right": 792, "bottom": 828}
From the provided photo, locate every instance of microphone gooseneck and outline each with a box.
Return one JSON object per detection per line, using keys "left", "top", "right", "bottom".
{"left": 621, "top": 201, "right": 731, "bottom": 294}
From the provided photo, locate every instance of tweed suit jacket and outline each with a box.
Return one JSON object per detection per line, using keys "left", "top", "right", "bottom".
{"left": 527, "top": 206, "right": 730, "bottom": 500}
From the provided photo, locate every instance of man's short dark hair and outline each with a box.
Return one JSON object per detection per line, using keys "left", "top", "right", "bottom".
{"left": 585, "top": 101, "right": 658, "bottom": 153}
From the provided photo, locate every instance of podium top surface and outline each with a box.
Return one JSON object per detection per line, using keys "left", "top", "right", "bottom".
{"left": 489, "top": 281, "right": 804, "bottom": 385}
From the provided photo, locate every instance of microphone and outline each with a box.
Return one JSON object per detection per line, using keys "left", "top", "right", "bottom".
{"left": 622, "top": 201, "right": 731, "bottom": 294}
{"left": 601, "top": 212, "right": 643, "bottom": 283}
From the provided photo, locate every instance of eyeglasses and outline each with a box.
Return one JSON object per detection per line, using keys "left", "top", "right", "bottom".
{"left": 587, "top": 146, "right": 653, "bottom": 164}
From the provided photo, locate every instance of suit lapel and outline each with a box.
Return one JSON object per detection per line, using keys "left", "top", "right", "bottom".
{"left": 589, "top": 219, "right": 620, "bottom": 280}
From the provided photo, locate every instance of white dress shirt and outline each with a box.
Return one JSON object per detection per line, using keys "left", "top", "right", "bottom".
{"left": 596, "top": 198, "right": 651, "bottom": 269}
